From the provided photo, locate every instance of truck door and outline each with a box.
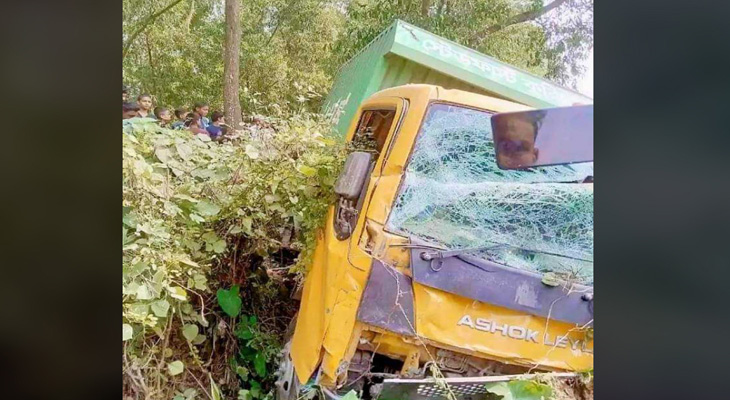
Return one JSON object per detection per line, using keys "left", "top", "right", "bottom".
{"left": 290, "top": 96, "right": 408, "bottom": 385}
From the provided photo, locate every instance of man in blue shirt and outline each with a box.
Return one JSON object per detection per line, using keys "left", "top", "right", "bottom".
{"left": 206, "top": 111, "right": 225, "bottom": 140}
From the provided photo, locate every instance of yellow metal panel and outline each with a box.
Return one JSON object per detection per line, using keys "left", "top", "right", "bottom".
{"left": 413, "top": 284, "right": 593, "bottom": 371}
{"left": 290, "top": 206, "right": 351, "bottom": 384}
{"left": 296, "top": 94, "right": 411, "bottom": 385}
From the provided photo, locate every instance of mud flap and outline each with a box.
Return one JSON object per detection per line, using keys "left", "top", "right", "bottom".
{"left": 375, "top": 373, "right": 578, "bottom": 400}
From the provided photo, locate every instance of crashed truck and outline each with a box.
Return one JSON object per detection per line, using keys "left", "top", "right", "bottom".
{"left": 275, "top": 21, "right": 594, "bottom": 400}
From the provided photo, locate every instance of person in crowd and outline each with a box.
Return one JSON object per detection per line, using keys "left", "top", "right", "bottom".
{"left": 193, "top": 102, "right": 210, "bottom": 129}
{"left": 136, "top": 94, "right": 155, "bottom": 119}
{"left": 154, "top": 107, "right": 173, "bottom": 127}
{"left": 123, "top": 102, "right": 140, "bottom": 119}
{"left": 123, "top": 85, "right": 130, "bottom": 102}
{"left": 206, "top": 111, "right": 225, "bottom": 140}
{"left": 170, "top": 108, "right": 189, "bottom": 130}
{"left": 185, "top": 112, "right": 208, "bottom": 135}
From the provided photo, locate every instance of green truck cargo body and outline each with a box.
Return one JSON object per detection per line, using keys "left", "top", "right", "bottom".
{"left": 324, "top": 20, "right": 592, "bottom": 136}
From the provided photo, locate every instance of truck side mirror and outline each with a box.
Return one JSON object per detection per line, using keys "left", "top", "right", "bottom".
{"left": 334, "top": 152, "right": 373, "bottom": 200}
{"left": 491, "top": 104, "right": 593, "bottom": 170}
{"left": 333, "top": 152, "right": 373, "bottom": 241}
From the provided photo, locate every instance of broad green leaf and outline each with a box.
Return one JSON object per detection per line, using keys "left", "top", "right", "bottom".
{"left": 541, "top": 272, "right": 562, "bottom": 287}
{"left": 176, "top": 142, "right": 194, "bottom": 160}
{"left": 191, "top": 168, "right": 216, "bottom": 179}
{"left": 196, "top": 201, "right": 221, "bottom": 217}
{"left": 198, "top": 313, "right": 210, "bottom": 327}
{"left": 236, "top": 366, "right": 249, "bottom": 381}
{"left": 155, "top": 147, "right": 173, "bottom": 164}
{"left": 128, "top": 303, "right": 149, "bottom": 316}
{"left": 210, "top": 376, "right": 223, "bottom": 400}
{"left": 202, "top": 231, "right": 219, "bottom": 243}
{"left": 237, "top": 389, "right": 252, "bottom": 400}
{"left": 484, "top": 380, "right": 553, "bottom": 400}
{"left": 192, "top": 334, "right": 207, "bottom": 345}
{"left": 508, "top": 380, "right": 553, "bottom": 399}
{"left": 123, "top": 281, "right": 140, "bottom": 295}
{"left": 253, "top": 352, "right": 266, "bottom": 376}
{"left": 182, "top": 324, "right": 199, "bottom": 341}
{"left": 297, "top": 165, "right": 317, "bottom": 177}
{"left": 122, "top": 210, "right": 137, "bottom": 228}
{"left": 167, "top": 360, "right": 184, "bottom": 376}
{"left": 249, "top": 380, "right": 261, "bottom": 398}
{"left": 193, "top": 274, "right": 208, "bottom": 290}
{"left": 236, "top": 325, "right": 254, "bottom": 340}
{"left": 217, "top": 286, "right": 242, "bottom": 317}
{"left": 241, "top": 218, "right": 253, "bottom": 233}
{"left": 136, "top": 284, "right": 153, "bottom": 300}
{"left": 179, "top": 258, "right": 200, "bottom": 268}
{"left": 211, "top": 240, "right": 226, "bottom": 254}
{"left": 123, "top": 324, "right": 133, "bottom": 341}
{"left": 127, "top": 261, "right": 148, "bottom": 278}
{"left": 168, "top": 286, "right": 188, "bottom": 301}
{"left": 339, "top": 391, "right": 360, "bottom": 400}
{"left": 189, "top": 213, "right": 205, "bottom": 223}
{"left": 485, "top": 382, "right": 512, "bottom": 399}
{"left": 151, "top": 299, "right": 170, "bottom": 317}
{"left": 245, "top": 145, "right": 259, "bottom": 159}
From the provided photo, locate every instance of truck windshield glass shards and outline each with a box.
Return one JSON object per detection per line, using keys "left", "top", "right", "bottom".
{"left": 386, "top": 103, "right": 594, "bottom": 285}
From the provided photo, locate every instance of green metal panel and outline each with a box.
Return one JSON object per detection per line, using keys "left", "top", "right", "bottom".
{"left": 324, "top": 20, "right": 592, "bottom": 136}
{"left": 390, "top": 21, "right": 591, "bottom": 108}
{"left": 378, "top": 54, "right": 492, "bottom": 97}
{"left": 323, "top": 23, "right": 396, "bottom": 137}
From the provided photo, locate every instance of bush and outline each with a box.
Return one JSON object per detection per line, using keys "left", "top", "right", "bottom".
{"left": 122, "top": 114, "right": 345, "bottom": 399}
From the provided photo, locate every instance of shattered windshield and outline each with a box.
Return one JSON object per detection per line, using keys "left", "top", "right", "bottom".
{"left": 386, "top": 103, "right": 594, "bottom": 285}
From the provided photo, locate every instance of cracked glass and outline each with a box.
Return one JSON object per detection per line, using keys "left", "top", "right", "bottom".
{"left": 386, "top": 103, "right": 594, "bottom": 285}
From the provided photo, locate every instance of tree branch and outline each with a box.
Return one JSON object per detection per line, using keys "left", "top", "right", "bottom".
{"left": 480, "top": 0, "right": 568, "bottom": 36}
{"left": 122, "top": 0, "right": 186, "bottom": 60}
{"left": 184, "top": 0, "right": 196, "bottom": 34}
{"left": 421, "top": 0, "right": 431, "bottom": 17}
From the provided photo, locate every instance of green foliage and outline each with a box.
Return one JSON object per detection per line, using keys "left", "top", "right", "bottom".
{"left": 123, "top": 0, "right": 344, "bottom": 114}
{"left": 217, "top": 285, "right": 243, "bottom": 317}
{"left": 340, "top": 391, "right": 361, "bottom": 400}
{"left": 330, "top": 0, "right": 592, "bottom": 86}
{"left": 485, "top": 379, "right": 554, "bottom": 400}
{"left": 231, "top": 313, "right": 278, "bottom": 398}
{"left": 168, "top": 360, "right": 185, "bottom": 376}
{"left": 122, "top": 110, "right": 345, "bottom": 397}
{"left": 123, "top": 1, "right": 592, "bottom": 115}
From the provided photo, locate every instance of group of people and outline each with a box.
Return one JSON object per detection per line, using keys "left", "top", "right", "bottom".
{"left": 122, "top": 85, "right": 228, "bottom": 140}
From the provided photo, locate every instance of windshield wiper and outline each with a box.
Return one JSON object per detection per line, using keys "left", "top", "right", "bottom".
{"left": 419, "top": 244, "right": 509, "bottom": 261}
{"left": 420, "top": 243, "right": 592, "bottom": 263}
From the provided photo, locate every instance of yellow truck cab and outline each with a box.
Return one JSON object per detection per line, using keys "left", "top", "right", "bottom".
{"left": 275, "top": 84, "right": 594, "bottom": 400}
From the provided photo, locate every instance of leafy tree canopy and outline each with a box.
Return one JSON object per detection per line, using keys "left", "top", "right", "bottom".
{"left": 123, "top": 0, "right": 592, "bottom": 112}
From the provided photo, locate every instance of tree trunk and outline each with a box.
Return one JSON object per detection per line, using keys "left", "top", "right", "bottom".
{"left": 223, "top": 0, "right": 243, "bottom": 129}
{"left": 421, "top": 0, "right": 431, "bottom": 17}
